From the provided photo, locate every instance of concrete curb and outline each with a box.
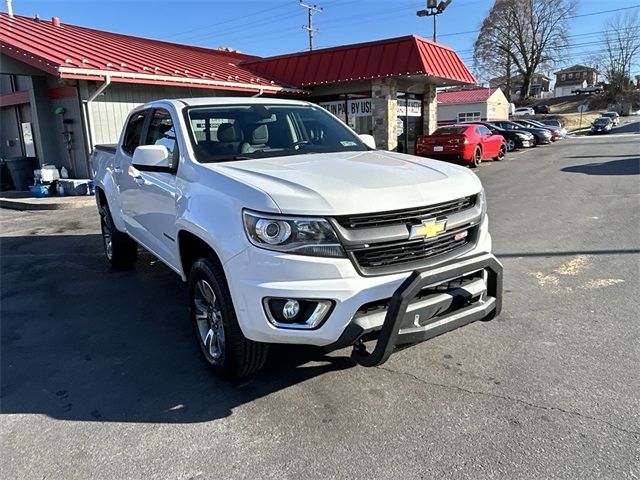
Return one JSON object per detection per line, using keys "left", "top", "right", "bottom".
{"left": 0, "top": 197, "right": 95, "bottom": 211}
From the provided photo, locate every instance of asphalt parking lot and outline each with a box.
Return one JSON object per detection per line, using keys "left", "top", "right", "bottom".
{"left": 1, "top": 133, "right": 639, "bottom": 479}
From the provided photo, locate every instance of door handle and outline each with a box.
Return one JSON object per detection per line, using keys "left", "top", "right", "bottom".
{"left": 133, "top": 175, "right": 145, "bottom": 186}
{"left": 113, "top": 167, "right": 123, "bottom": 174}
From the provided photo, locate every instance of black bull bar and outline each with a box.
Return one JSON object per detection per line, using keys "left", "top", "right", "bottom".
{"left": 350, "top": 253, "right": 503, "bottom": 367}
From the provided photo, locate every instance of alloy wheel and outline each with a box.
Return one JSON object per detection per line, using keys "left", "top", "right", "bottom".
{"left": 100, "top": 214, "right": 113, "bottom": 261}
{"left": 193, "top": 279, "right": 226, "bottom": 363}
{"left": 473, "top": 147, "right": 482, "bottom": 167}
{"left": 506, "top": 139, "right": 515, "bottom": 151}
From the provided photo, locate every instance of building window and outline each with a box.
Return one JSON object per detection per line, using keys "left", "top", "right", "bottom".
{"left": 568, "top": 73, "right": 573, "bottom": 79}
{"left": 457, "top": 112, "right": 481, "bottom": 122}
{"left": 561, "top": 74, "right": 566, "bottom": 80}
{"left": 583, "top": 71, "right": 587, "bottom": 78}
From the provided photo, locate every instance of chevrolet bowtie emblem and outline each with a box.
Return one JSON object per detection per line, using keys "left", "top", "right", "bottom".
{"left": 409, "top": 218, "right": 447, "bottom": 240}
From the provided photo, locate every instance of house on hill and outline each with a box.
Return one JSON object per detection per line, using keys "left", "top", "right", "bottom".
{"left": 489, "top": 73, "right": 551, "bottom": 100}
{"left": 554, "top": 65, "right": 599, "bottom": 97}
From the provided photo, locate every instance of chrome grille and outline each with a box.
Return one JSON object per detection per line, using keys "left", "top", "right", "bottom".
{"left": 351, "top": 224, "right": 473, "bottom": 270}
{"left": 336, "top": 195, "right": 476, "bottom": 229}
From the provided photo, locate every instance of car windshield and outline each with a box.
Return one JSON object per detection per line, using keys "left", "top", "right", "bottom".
{"left": 432, "top": 126, "right": 467, "bottom": 135}
{"left": 542, "top": 121, "right": 560, "bottom": 127}
{"left": 603, "top": 113, "right": 617, "bottom": 118}
{"left": 594, "top": 118, "right": 611, "bottom": 125}
{"left": 183, "top": 103, "right": 367, "bottom": 163}
{"left": 493, "top": 121, "right": 519, "bottom": 130}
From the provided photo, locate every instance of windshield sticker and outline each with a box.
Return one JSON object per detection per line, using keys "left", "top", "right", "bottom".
{"left": 341, "top": 140, "right": 357, "bottom": 147}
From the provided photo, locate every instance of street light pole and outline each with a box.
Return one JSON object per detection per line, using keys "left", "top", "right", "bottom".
{"left": 433, "top": 13, "right": 436, "bottom": 42}
{"left": 416, "top": 0, "right": 452, "bottom": 43}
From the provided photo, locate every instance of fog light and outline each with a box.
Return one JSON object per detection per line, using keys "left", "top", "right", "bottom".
{"left": 263, "top": 298, "right": 334, "bottom": 329}
{"left": 283, "top": 299, "right": 300, "bottom": 319}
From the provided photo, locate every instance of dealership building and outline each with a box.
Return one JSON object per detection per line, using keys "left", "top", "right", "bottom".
{"left": 1, "top": 12, "right": 475, "bottom": 178}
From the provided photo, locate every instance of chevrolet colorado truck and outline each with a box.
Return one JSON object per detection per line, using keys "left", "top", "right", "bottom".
{"left": 91, "top": 98, "right": 502, "bottom": 379}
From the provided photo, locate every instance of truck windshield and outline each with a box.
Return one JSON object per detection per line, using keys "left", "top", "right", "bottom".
{"left": 183, "top": 103, "right": 368, "bottom": 163}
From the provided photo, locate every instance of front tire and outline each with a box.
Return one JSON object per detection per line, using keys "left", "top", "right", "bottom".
{"left": 99, "top": 205, "right": 137, "bottom": 269}
{"left": 505, "top": 139, "right": 516, "bottom": 152}
{"left": 189, "top": 256, "right": 269, "bottom": 380}
{"left": 493, "top": 143, "right": 506, "bottom": 161}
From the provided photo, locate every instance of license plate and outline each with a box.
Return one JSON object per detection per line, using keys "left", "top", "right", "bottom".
{"left": 433, "top": 146, "right": 443, "bottom": 152}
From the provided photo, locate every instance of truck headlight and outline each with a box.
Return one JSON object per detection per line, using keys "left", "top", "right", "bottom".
{"left": 478, "top": 188, "right": 487, "bottom": 218}
{"left": 243, "top": 210, "right": 346, "bottom": 258}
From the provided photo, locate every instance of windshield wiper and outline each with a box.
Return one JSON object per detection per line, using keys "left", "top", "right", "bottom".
{"left": 216, "top": 156, "right": 253, "bottom": 162}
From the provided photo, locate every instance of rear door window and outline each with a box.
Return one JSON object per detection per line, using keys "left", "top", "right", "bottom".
{"left": 122, "top": 110, "right": 149, "bottom": 156}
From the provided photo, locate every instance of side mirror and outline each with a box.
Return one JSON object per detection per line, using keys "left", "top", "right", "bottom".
{"left": 358, "top": 134, "right": 376, "bottom": 150}
{"left": 132, "top": 145, "right": 172, "bottom": 171}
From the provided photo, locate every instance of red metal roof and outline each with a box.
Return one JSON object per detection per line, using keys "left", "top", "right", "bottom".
{"left": 0, "top": 13, "right": 301, "bottom": 94}
{"left": 242, "top": 35, "right": 476, "bottom": 86}
{"left": 437, "top": 87, "right": 497, "bottom": 105}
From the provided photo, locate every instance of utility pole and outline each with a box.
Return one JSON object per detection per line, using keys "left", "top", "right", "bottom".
{"left": 416, "top": 0, "right": 452, "bottom": 42}
{"left": 300, "top": 2, "right": 322, "bottom": 51}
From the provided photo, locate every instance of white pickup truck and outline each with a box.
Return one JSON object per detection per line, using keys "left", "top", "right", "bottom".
{"left": 91, "top": 98, "right": 502, "bottom": 379}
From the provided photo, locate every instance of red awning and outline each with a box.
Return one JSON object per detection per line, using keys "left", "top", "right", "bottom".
{"left": 242, "top": 35, "right": 476, "bottom": 86}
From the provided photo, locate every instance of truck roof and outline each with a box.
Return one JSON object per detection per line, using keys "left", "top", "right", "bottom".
{"left": 177, "top": 97, "right": 312, "bottom": 107}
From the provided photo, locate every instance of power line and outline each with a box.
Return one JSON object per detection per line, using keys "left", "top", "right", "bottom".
{"left": 435, "top": 4, "right": 640, "bottom": 40}
{"left": 456, "top": 25, "right": 640, "bottom": 56}
{"left": 161, "top": 2, "right": 297, "bottom": 40}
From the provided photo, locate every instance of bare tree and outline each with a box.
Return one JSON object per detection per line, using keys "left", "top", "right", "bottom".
{"left": 474, "top": 0, "right": 577, "bottom": 102}
{"left": 600, "top": 10, "right": 640, "bottom": 99}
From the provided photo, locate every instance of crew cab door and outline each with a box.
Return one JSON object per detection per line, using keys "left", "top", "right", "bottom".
{"left": 118, "top": 108, "right": 181, "bottom": 271}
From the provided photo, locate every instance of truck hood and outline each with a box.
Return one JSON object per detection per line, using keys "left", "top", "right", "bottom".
{"left": 209, "top": 150, "right": 481, "bottom": 215}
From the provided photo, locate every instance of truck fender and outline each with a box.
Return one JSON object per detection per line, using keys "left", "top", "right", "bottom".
{"left": 96, "top": 170, "right": 127, "bottom": 233}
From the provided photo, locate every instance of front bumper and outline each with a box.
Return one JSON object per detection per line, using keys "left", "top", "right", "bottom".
{"left": 345, "top": 252, "right": 502, "bottom": 366}
{"left": 224, "top": 216, "right": 493, "bottom": 347}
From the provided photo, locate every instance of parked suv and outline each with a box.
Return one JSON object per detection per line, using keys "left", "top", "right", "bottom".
{"left": 91, "top": 98, "right": 502, "bottom": 379}
{"left": 512, "top": 107, "right": 535, "bottom": 116}
{"left": 601, "top": 111, "right": 620, "bottom": 126}
{"left": 590, "top": 117, "right": 613, "bottom": 134}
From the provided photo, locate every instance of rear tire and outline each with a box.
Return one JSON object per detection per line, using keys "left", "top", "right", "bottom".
{"left": 471, "top": 146, "right": 482, "bottom": 168}
{"left": 493, "top": 143, "right": 506, "bottom": 161}
{"left": 189, "top": 255, "right": 269, "bottom": 380}
{"left": 99, "top": 204, "right": 137, "bottom": 269}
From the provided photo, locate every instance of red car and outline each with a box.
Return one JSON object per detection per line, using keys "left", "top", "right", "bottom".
{"left": 416, "top": 124, "right": 507, "bottom": 167}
